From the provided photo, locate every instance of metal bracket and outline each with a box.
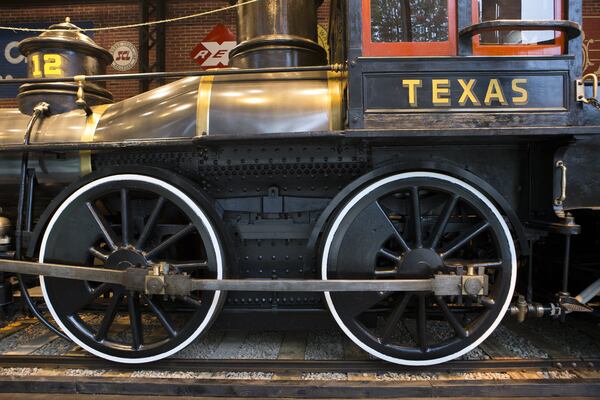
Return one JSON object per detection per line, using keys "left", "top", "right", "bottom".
{"left": 577, "top": 74, "right": 598, "bottom": 103}
{"left": 74, "top": 75, "right": 92, "bottom": 116}
{"left": 577, "top": 74, "right": 600, "bottom": 110}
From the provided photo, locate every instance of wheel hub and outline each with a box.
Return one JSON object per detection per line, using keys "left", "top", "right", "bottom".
{"left": 105, "top": 248, "right": 148, "bottom": 270}
{"left": 399, "top": 248, "right": 443, "bottom": 276}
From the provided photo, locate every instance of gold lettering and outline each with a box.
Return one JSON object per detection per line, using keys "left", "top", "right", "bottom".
{"left": 31, "top": 54, "right": 42, "bottom": 78}
{"left": 484, "top": 79, "right": 508, "bottom": 106}
{"left": 432, "top": 79, "right": 451, "bottom": 106}
{"left": 457, "top": 79, "right": 480, "bottom": 106}
{"left": 512, "top": 78, "right": 528, "bottom": 105}
{"left": 402, "top": 79, "right": 422, "bottom": 107}
{"left": 43, "top": 54, "right": 63, "bottom": 77}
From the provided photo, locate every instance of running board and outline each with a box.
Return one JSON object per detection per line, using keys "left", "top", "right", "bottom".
{"left": 0, "top": 259, "right": 482, "bottom": 297}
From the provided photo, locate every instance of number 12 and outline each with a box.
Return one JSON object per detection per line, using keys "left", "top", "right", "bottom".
{"left": 31, "top": 54, "right": 63, "bottom": 78}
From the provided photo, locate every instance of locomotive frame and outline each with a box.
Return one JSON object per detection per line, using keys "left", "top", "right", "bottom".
{"left": 0, "top": 0, "right": 598, "bottom": 366}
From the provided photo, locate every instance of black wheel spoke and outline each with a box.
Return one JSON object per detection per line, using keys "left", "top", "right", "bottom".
{"left": 374, "top": 269, "right": 398, "bottom": 278}
{"left": 480, "top": 296, "right": 496, "bottom": 309}
{"left": 377, "top": 248, "right": 400, "bottom": 263}
{"left": 95, "top": 289, "right": 124, "bottom": 341}
{"left": 66, "top": 283, "right": 111, "bottom": 316}
{"left": 89, "top": 247, "right": 109, "bottom": 262}
{"left": 145, "top": 223, "right": 195, "bottom": 260}
{"left": 121, "top": 188, "right": 130, "bottom": 246}
{"left": 86, "top": 201, "right": 119, "bottom": 251}
{"left": 429, "top": 194, "right": 459, "bottom": 250}
{"left": 381, "top": 293, "right": 412, "bottom": 343}
{"left": 411, "top": 187, "right": 423, "bottom": 248}
{"left": 144, "top": 295, "right": 177, "bottom": 338}
{"left": 435, "top": 296, "right": 468, "bottom": 338}
{"left": 441, "top": 221, "right": 490, "bottom": 259}
{"left": 444, "top": 259, "right": 503, "bottom": 269}
{"left": 136, "top": 196, "right": 166, "bottom": 250}
{"left": 338, "top": 291, "right": 392, "bottom": 318}
{"left": 171, "top": 261, "right": 208, "bottom": 272}
{"left": 417, "top": 294, "right": 428, "bottom": 353}
{"left": 128, "top": 291, "right": 144, "bottom": 350}
{"left": 376, "top": 201, "right": 411, "bottom": 253}
{"left": 181, "top": 295, "right": 203, "bottom": 308}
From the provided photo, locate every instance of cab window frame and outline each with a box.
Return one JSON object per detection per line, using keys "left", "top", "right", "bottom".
{"left": 362, "top": 0, "right": 458, "bottom": 56}
{"left": 471, "top": 0, "right": 565, "bottom": 56}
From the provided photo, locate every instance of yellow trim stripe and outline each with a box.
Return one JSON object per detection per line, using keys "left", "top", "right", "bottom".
{"left": 327, "top": 71, "right": 347, "bottom": 131}
{"left": 196, "top": 75, "right": 214, "bottom": 136}
{"left": 80, "top": 104, "right": 111, "bottom": 176}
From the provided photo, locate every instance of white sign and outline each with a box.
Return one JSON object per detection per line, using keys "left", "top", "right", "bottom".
{"left": 110, "top": 41, "right": 138, "bottom": 71}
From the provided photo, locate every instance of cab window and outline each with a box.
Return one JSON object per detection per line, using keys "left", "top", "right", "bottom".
{"left": 363, "top": 0, "right": 457, "bottom": 56}
{"left": 472, "top": 0, "right": 564, "bottom": 55}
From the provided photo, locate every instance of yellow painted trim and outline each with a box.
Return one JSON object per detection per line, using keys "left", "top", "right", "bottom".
{"left": 80, "top": 104, "right": 111, "bottom": 176}
{"left": 327, "top": 71, "right": 346, "bottom": 131}
{"left": 196, "top": 75, "right": 214, "bottom": 136}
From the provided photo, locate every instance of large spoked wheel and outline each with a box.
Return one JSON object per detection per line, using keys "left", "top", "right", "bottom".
{"left": 322, "top": 171, "right": 517, "bottom": 366}
{"left": 39, "top": 171, "right": 225, "bottom": 364}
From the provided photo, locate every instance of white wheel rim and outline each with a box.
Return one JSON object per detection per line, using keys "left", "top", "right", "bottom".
{"left": 321, "top": 171, "right": 517, "bottom": 366}
{"left": 39, "top": 174, "right": 224, "bottom": 364}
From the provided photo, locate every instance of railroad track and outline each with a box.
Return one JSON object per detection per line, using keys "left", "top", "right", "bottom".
{"left": 0, "top": 374, "right": 598, "bottom": 399}
{"left": 0, "top": 314, "right": 599, "bottom": 398}
{"left": 0, "top": 354, "right": 598, "bottom": 373}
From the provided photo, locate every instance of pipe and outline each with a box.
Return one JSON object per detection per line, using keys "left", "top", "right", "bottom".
{"left": 509, "top": 295, "right": 562, "bottom": 322}
{"left": 561, "top": 233, "right": 571, "bottom": 294}
{"left": 15, "top": 102, "right": 48, "bottom": 260}
{"left": 575, "top": 278, "right": 600, "bottom": 305}
{"left": 526, "top": 240, "right": 534, "bottom": 303}
{"left": 13, "top": 102, "right": 69, "bottom": 341}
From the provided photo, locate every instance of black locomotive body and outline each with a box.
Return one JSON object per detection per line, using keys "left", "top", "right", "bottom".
{"left": 0, "top": 0, "right": 599, "bottom": 366}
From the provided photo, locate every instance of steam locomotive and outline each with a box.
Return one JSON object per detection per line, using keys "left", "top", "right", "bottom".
{"left": 0, "top": 0, "right": 598, "bottom": 366}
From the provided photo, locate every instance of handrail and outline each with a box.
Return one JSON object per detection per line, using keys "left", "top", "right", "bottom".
{"left": 459, "top": 20, "right": 582, "bottom": 55}
{"left": 0, "top": 64, "right": 345, "bottom": 86}
{"left": 459, "top": 20, "right": 582, "bottom": 41}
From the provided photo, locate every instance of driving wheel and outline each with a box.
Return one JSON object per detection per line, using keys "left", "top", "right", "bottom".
{"left": 321, "top": 171, "right": 517, "bottom": 365}
{"left": 39, "top": 170, "right": 225, "bottom": 363}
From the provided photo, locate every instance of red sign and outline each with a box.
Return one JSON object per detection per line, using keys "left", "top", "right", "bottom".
{"left": 190, "top": 23, "right": 237, "bottom": 70}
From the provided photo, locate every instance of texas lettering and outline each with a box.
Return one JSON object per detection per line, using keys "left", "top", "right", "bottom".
{"left": 400, "top": 78, "right": 529, "bottom": 108}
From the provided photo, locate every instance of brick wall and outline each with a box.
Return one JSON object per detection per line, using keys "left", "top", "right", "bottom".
{"left": 0, "top": 0, "right": 331, "bottom": 108}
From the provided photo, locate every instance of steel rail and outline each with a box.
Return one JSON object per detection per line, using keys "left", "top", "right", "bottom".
{"left": 0, "top": 354, "right": 597, "bottom": 373}
{"left": 0, "top": 375, "right": 598, "bottom": 399}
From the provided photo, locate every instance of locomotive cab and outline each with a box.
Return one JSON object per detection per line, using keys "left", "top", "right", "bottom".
{"left": 344, "top": 0, "right": 583, "bottom": 130}
{"left": 341, "top": 0, "right": 600, "bottom": 222}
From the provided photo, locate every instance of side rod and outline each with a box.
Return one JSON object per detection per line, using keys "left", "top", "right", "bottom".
{"left": 0, "top": 259, "right": 461, "bottom": 295}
